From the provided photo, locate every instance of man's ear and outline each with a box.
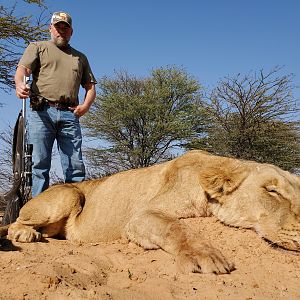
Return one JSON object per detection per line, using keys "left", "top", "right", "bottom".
{"left": 198, "top": 160, "right": 249, "bottom": 202}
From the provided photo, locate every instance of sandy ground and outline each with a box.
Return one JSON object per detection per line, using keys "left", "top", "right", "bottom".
{"left": 1, "top": 216, "right": 300, "bottom": 300}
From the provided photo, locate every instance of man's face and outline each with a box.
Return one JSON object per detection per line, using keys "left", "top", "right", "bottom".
{"left": 50, "top": 22, "right": 73, "bottom": 48}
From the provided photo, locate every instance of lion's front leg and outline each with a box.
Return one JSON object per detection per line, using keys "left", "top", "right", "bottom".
{"left": 124, "top": 210, "right": 234, "bottom": 274}
{"left": 8, "top": 222, "right": 41, "bottom": 242}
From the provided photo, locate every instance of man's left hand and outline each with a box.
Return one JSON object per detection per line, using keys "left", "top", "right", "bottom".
{"left": 69, "top": 104, "right": 90, "bottom": 117}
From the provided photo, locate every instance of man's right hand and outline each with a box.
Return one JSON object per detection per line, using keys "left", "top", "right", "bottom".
{"left": 14, "top": 65, "right": 32, "bottom": 99}
{"left": 16, "top": 82, "right": 30, "bottom": 99}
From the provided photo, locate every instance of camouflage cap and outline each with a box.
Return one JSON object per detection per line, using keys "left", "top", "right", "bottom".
{"left": 51, "top": 12, "right": 72, "bottom": 27}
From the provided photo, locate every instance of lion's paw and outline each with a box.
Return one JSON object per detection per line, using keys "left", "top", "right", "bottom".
{"left": 176, "top": 245, "right": 234, "bottom": 274}
{"left": 8, "top": 223, "right": 41, "bottom": 243}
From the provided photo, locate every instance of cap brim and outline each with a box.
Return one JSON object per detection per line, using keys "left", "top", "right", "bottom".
{"left": 52, "top": 20, "right": 72, "bottom": 27}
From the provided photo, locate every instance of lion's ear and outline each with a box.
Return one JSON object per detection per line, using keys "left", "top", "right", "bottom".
{"left": 198, "top": 161, "right": 249, "bottom": 203}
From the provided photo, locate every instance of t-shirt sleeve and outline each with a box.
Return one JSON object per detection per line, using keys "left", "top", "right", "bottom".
{"left": 18, "top": 42, "right": 39, "bottom": 71}
{"left": 81, "top": 55, "right": 97, "bottom": 87}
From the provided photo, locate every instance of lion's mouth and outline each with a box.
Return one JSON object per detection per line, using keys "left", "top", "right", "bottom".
{"left": 272, "top": 231, "right": 300, "bottom": 251}
{"left": 278, "top": 240, "right": 300, "bottom": 251}
{"left": 277, "top": 228, "right": 300, "bottom": 251}
{"left": 255, "top": 223, "right": 300, "bottom": 251}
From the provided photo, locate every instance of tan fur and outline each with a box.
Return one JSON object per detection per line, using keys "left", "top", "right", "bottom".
{"left": 4, "top": 150, "right": 300, "bottom": 274}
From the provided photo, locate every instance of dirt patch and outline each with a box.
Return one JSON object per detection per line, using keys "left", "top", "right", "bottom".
{"left": 1, "top": 217, "right": 300, "bottom": 299}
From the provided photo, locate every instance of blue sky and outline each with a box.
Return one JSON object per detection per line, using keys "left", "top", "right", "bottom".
{"left": 0, "top": 0, "right": 299, "bottom": 175}
{"left": 1, "top": 0, "right": 299, "bottom": 127}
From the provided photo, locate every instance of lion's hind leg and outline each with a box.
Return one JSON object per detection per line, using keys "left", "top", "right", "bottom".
{"left": 125, "top": 210, "right": 234, "bottom": 274}
{"left": 8, "top": 184, "right": 84, "bottom": 243}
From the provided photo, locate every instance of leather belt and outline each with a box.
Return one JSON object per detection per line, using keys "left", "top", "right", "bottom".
{"left": 45, "top": 100, "right": 73, "bottom": 110}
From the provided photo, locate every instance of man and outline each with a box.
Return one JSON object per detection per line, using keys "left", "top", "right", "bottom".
{"left": 14, "top": 11, "right": 97, "bottom": 197}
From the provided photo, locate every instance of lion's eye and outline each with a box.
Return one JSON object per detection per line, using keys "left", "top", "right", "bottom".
{"left": 264, "top": 184, "right": 279, "bottom": 195}
{"left": 264, "top": 185, "right": 280, "bottom": 196}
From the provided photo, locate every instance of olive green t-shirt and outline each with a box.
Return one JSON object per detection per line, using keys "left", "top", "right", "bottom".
{"left": 18, "top": 40, "right": 96, "bottom": 105}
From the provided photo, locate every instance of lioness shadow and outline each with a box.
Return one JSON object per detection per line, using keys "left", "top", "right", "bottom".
{"left": 0, "top": 238, "right": 21, "bottom": 252}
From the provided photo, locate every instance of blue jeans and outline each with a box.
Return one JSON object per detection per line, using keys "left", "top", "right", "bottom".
{"left": 28, "top": 104, "right": 85, "bottom": 197}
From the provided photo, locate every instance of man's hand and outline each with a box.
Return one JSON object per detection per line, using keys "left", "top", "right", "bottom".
{"left": 68, "top": 103, "right": 90, "bottom": 117}
{"left": 15, "top": 82, "right": 30, "bottom": 99}
{"left": 15, "top": 65, "right": 31, "bottom": 99}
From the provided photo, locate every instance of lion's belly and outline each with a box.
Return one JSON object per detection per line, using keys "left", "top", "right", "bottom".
{"left": 65, "top": 161, "right": 208, "bottom": 242}
{"left": 75, "top": 198, "right": 134, "bottom": 242}
{"left": 68, "top": 176, "right": 163, "bottom": 242}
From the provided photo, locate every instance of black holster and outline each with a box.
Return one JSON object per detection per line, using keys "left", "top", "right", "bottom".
{"left": 30, "top": 95, "right": 45, "bottom": 111}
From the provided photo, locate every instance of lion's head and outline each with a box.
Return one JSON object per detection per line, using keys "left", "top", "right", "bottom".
{"left": 197, "top": 155, "right": 300, "bottom": 251}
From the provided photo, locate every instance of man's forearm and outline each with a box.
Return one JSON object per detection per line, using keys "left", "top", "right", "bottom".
{"left": 70, "top": 83, "right": 96, "bottom": 117}
{"left": 15, "top": 65, "right": 31, "bottom": 83}
{"left": 82, "top": 84, "right": 96, "bottom": 109}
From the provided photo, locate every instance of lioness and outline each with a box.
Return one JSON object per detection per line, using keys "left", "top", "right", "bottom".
{"left": 2, "top": 150, "right": 300, "bottom": 274}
